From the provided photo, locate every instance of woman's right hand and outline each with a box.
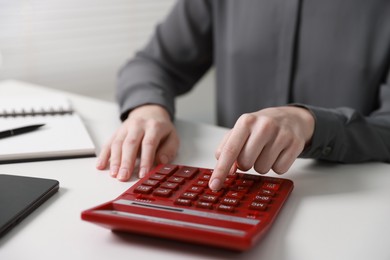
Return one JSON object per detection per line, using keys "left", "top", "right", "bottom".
{"left": 96, "top": 104, "right": 180, "bottom": 181}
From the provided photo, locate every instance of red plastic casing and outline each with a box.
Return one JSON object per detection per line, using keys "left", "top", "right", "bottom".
{"left": 81, "top": 164, "right": 293, "bottom": 251}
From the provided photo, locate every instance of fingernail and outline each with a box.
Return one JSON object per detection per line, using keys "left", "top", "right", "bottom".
{"left": 110, "top": 166, "right": 119, "bottom": 177}
{"left": 96, "top": 159, "right": 102, "bottom": 168}
{"left": 209, "top": 178, "right": 221, "bottom": 191}
{"left": 139, "top": 167, "right": 147, "bottom": 178}
{"left": 118, "top": 168, "right": 128, "bottom": 180}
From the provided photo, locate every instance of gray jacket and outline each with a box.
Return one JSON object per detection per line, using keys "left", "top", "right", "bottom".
{"left": 117, "top": 0, "right": 390, "bottom": 163}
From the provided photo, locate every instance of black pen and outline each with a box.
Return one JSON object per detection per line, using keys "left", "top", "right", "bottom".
{"left": 0, "top": 124, "right": 45, "bottom": 139}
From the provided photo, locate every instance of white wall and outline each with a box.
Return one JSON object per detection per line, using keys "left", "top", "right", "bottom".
{"left": 0, "top": 0, "right": 215, "bottom": 124}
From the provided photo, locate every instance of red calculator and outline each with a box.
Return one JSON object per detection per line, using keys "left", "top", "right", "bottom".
{"left": 81, "top": 164, "right": 293, "bottom": 251}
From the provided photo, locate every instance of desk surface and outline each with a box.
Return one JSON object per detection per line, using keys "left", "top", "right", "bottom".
{"left": 1, "top": 80, "right": 390, "bottom": 260}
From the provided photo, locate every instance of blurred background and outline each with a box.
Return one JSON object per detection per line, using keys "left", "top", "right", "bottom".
{"left": 0, "top": 0, "right": 215, "bottom": 124}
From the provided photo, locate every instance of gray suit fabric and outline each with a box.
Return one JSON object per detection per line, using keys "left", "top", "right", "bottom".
{"left": 117, "top": 0, "right": 390, "bottom": 163}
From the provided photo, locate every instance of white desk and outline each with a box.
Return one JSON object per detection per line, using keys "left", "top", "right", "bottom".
{"left": 1, "top": 81, "right": 390, "bottom": 260}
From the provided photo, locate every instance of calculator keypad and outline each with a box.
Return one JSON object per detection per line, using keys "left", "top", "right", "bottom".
{"left": 83, "top": 164, "right": 294, "bottom": 251}
{"left": 130, "top": 164, "right": 286, "bottom": 216}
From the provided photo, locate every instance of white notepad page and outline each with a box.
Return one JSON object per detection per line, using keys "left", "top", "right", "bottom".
{"left": 0, "top": 95, "right": 96, "bottom": 163}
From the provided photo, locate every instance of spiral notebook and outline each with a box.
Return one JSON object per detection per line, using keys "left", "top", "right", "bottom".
{"left": 0, "top": 94, "right": 96, "bottom": 163}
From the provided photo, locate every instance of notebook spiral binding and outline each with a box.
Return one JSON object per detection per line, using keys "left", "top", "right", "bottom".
{"left": 0, "top": 107, "right": 73, "bottom": 117}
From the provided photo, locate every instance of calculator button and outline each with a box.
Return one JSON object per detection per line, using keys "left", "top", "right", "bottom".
{"left": 149, "top": 174, "right": 166, "bottom": 181}
{"left": 180, "top": 192, "right": 198, "bottom": 200}
{"left": 254, "top": 195, "right": 271, "bottom": 203}
{"left": 195, "top": 201, "right": 213, "bottom": 209}
{"left": 199, "top": 174, "right": 211, "bottom": 181}
{"left": 142, "top": 179, "right": 160, "bottom": 188}
{"left": 160, "top": 182, "right": 179, "bottom": 190}
{"left": 194, "top": 180, "right": 208, "bottom": 187}
{"left": 174, "top": 198, "right": 192, "bottom": 206}
{"left": 202, "top": 169, "right": 213, "bottom": 174}
{"left": 187, "top": 186, "right": 204, "bottom": 193}
{"left": 262, "top": 182, "right": 280, "bottom": 191}
{"left": 225, "top": 191, "right": 245, "bottom": 200}
{"left": 230, "top": 185, "right": 249, "bottom": 193}
{"left": 174, "top": 167, "right": 198, "bottom": 179}
{"left": 223, "top": 177, "right": 235, "bottom": 186}
{"left": 204, "top": 188, "right": 224, "bottom": 197}
{"left": 221, "top": 197, "right": 239, "bottom": 206}
{"left": 157, "top": 165, "right": 178, "bottom": 175}
{"left": 258, "top": 189, "right": 276, "bottom": 196}
{"left": 153, "top": 188, "right": 173, "bottom": 197}
{"left": 167, "top": 176, "right": 185, "bottom": 184}
{"left": 235, "top": 179, "right": 254, "bottom": 187}
{"left": 134, "top": 185, "right": 153, "bottom": 194}
{"left": 217, "top": 204, "right": 235, "bottom": 212}
{"left": 249, "top": 202, "right": 268, "bottom": 211}
{"left": 199, "top": 194, "right": 219, "bottom": 203}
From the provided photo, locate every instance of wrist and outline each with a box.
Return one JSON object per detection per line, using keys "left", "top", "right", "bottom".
{"left": 287, "top": 105, "right": 315, "bottom": 145}
{"left": 129, "top": 104, "right": 171, "bottom": 121}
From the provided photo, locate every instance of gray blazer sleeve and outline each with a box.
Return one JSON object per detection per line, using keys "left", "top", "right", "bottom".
{"left": 116, "top": 0, "right": 390, "bottom": 165}
{"left": 116, "top": 0, "right": 212, "bottom": 121}
{"left": 298, "top": 75, "right": 390, "bottom": 163}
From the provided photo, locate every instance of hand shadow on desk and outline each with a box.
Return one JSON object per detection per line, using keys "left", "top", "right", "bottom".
{"left": 0, "top": 187, "right": 66, "bottom": 247}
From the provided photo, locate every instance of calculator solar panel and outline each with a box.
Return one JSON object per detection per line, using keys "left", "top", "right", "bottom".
{"left": 81, "top": 164, "right": 293, "bottom": 251}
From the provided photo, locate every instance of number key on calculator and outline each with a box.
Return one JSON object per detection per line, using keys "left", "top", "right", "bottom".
{"left": 81, "top": 164, "right": 294, "bottom": 251}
